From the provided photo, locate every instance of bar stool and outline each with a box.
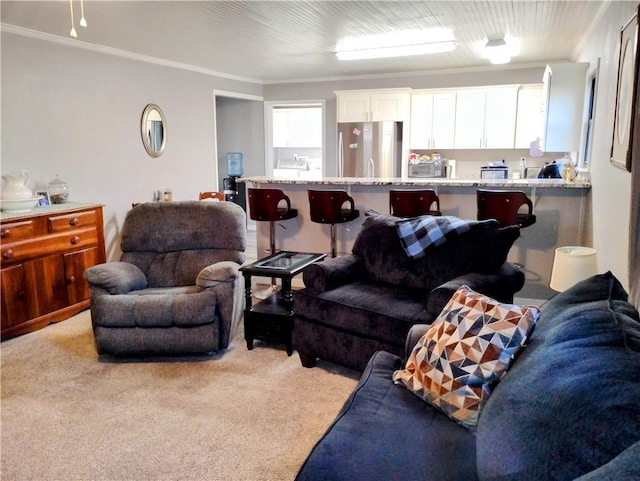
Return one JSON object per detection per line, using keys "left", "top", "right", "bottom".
{"left": 199, "top": 191, "right": 225, "bottom": 201}
{"left": 308, "top": 189, "right": 360, "bottom": 257}
{"left": 389, "top": 189, "right": 442, "bottom": 217}
{"left": 247, "top": 188, "right": 298, "bottom": 256}
{"left": 476, "top": 189, "right": 536, "bottom": 228}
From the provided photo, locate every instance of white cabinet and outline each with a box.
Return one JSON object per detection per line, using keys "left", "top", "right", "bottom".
{"left": 541, "top": 62, "right": 588, "bottom": 152}
{"left": 272, "top": 107, "right": 322, "bottom": 147}
{"left": 454, "top": 87, "right": 518, "bottom": 149}
{"left": 515, "top": 85, "right": 544, "bottom": 149}
{"left": 336, "top": 89, "right": 411, "bottom": 122}
{"left": 409, "top": 91, "right": 456, "bottom": 149}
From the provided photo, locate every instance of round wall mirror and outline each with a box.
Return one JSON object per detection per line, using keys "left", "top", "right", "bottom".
{"left": 141, "top": 104, "right": 166, "bottom": 157}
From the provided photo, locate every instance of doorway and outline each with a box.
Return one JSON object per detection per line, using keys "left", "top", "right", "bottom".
{"left": 265, "top": 101, "right": 325, "bottom": 179}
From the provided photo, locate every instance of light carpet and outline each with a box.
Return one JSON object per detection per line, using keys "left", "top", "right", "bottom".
{"left": 1, "top": 311, "right": 359, "bottom": 481}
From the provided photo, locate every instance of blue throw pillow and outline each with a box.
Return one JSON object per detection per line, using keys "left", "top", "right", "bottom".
{"left": 475, "top": 272, "right": 640, "bottom": 480}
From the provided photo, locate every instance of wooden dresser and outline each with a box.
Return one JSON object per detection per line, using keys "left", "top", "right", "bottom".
{"left": 0, "top": 203, "right": 106, "bottom": 339}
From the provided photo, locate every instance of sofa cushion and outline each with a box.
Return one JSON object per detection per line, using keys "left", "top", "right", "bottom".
{"left": 294, "top": 281, "right": 430, "bottom": 345}
{"left": 295, "top": 350, "right": 479, "bottom": 481}
{"left": 393, "top": 285, "right": 539, "bottom": 429}
{"left": 352, "top": 211, "right": 519, "bottom": 291}
{"left": 476, "top": 272, "right": 640, "bottom": 480}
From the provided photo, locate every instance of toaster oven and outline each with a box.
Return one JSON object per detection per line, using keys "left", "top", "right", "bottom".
{"left": 480, "top": 166, "right": 509, "bottom": 179}
{"left": 408, "top": 160, "right": 446, "bottom": 178}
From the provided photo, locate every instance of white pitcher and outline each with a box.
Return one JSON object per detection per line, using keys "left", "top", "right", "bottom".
{"left": 1, "top": 169, "right": 33, "bottom": 200}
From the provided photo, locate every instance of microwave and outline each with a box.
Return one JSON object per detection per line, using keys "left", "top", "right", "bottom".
{"left": 408, "top": 161, "right": 446, "bottom": 178}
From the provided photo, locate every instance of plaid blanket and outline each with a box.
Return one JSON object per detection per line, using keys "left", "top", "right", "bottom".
{"left": 396, "top": 215, "right": 498, "bottom": 259}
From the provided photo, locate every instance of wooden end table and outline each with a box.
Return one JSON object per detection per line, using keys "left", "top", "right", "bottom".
{"left": 239, "top": 251, "right": 326, "bottom": 355}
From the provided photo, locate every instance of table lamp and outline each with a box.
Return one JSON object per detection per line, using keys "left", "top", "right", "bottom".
{"left": 550, "top": 246, "right": 598, "bottom": 292}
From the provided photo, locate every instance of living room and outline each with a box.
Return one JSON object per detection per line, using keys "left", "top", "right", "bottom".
{"left": 1, "top": 1, "right": 639, "bottom": 479}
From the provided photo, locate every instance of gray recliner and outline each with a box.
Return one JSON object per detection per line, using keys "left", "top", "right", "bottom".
{"left": 84, "top": 201, "right": 247, "bottom": 357}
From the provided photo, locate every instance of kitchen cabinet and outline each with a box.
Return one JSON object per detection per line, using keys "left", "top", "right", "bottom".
{"left": 336, "top": 89, "right": 411, "bottom": 122}
{"left": 272, "top": 107, "right": 322, "bottom": 147}
{"left": 515, "top": 85, "right": 544, "bottom": 149}
{"left": 454, "top": 86, "right": 518, "bottom": 149}
{"left": 541, "top": 62, "right": 588, "bottom": 152}
{"left": 0, "top": 204, "right": 106, "bottom": 339}
{"left": 409, "top": 90, "right": 456, "bottom": 149}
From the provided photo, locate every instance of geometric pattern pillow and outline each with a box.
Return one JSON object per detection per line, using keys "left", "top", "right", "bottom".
{"left": 393, "top": 285, "right": 540, "bottom": 430}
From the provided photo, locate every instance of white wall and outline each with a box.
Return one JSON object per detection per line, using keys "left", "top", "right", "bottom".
{"left": 1, "top": 32, "right": 263, "bottom": 260}
{"left": 574, "top": 2, "right": 636, "bottom": 290}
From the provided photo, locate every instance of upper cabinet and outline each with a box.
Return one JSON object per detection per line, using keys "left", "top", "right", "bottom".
{"left": 336, "top": 89, "right": 411, "bottom": 122}
{"left": 409, "top": 91, "right": 456, "bottom": 149}
{"left": 454, "top": 86, "right": 518, "bottom": 149}
{"left": 515, "top": 85, "right": 544, "bottom": 149}
{"left": 273, "top": 107, "right": 322, "bottom": 147}
{"left": 541, "top": 62, "right": 588, "bottom": 153}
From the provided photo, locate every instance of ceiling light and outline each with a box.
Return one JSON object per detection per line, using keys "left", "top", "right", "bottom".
{"left": 337, "top": 41, "right": 456, "bottom": 60}
{"left": 68, "top": 0, "right": 77, "bottom": 38}
{"left": 482, "top": 37, "right": 518, "bottom": 65}
{"left": 80, "top": 0, "right": 87, "bottom": 28}
{"left": 336, "top": 29, "right": 456, "bottom": 61}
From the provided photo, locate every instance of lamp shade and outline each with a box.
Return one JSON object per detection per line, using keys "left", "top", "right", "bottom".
{"left": 550, "top": 246, "right": 598, "bottom": 292}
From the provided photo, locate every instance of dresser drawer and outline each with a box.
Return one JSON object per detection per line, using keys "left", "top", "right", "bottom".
{"left": 0, "top": 220, "right": 37, "bottom": 242}
{"left": 48, "top": 210, "right": 98, "bottom": 233}
{"left": 1, "top": 227, "right": 98, "bottom": 263}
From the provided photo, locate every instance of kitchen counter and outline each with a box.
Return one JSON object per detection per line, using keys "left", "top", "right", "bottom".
{"left": 238, "top": 176, "right": 590, "bottom": 189}
{"left": 240, "top": 177, "right": 590, "bottom": 300}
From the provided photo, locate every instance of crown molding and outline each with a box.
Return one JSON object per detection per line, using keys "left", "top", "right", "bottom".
{"left": 1, "top": 23, "right": 264, "bottom": 85}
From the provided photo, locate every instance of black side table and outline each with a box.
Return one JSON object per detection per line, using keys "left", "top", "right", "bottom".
{"left": 239, "top": 251, "right": 326, "bottom": 355}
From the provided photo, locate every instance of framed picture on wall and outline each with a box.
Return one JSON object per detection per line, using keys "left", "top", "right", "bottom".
{"left": 610, "top": 9, "right": 639, "bottom": 172}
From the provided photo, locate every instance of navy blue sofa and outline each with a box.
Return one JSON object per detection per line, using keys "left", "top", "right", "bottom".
{"left": 295, "top": 272, "right": 640, "bottom": 481}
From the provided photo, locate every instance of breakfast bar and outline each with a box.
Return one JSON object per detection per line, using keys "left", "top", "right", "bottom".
{"left": 238, "top": 176, "right": 591, "bottom": 300}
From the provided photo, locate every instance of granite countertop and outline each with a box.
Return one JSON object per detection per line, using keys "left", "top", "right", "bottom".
{"left": 0, "top": 202, "right": 103, "bottom": 221}
{"left": 237, "top": 176, "right": 591, "bottom": 189}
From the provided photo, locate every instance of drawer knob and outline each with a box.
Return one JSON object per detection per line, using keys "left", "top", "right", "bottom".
{"left": 68, "top": 275, "right": 76, "bottom": 284}
{"left": 70, "top": 218, "right": 80, "bottom": 226}
{"left": 70, "top": 235, "right": 80, "bottom": 245}
{"left": 0, "top": 229, "right": 9, "bottom": 238}
{"left": 2, "top": 249, "right": 14, "bottom": 259}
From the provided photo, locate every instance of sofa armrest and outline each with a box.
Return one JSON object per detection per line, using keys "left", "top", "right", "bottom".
{"left": 425, "top": 263, "right": 525, "bottom": 320}
{"left": 302, "top": 254, "right": 365, "bottom": 293}
{"left": 84, "top": 262, "right": 148, "bottom": 295}
{"left": 405, "top": 324, "right": 430, "bottom": 360}
{"left": 196, "top": 261, "right": 241, "bottom": 289}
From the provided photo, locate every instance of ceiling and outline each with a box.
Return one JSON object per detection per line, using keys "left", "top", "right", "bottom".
{"left": 1, "top": 1, "right": 617, "bottom": 84}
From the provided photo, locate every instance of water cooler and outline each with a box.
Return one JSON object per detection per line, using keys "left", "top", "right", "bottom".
{"left": 223, "top": 152, "right": 246, "bottom": 211}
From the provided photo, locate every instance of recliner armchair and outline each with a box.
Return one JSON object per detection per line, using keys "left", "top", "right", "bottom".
{"left": 84, "top": 201, "right": 247, "bottom": 357}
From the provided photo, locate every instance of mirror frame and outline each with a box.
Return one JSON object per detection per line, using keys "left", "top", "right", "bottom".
{"left": 141, "top": 104, "right": 167, "bottom": 157}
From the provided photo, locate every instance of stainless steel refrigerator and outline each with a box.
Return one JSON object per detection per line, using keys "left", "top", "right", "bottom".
{"left": 338, "top": 121, "right": 402, "bottom": 177}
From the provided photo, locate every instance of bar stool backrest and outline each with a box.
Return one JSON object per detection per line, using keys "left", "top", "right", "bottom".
{"left": 199, "top": 191, "right": 225, "bottom": 201}
{"left": 477, "top": 189, "right": 536, "bottom": 228}
{"left": 248, "top": 188, "right": 297, "bottom": 222}
{"left": 389, "top": 189, "right": 442, "bottom": 217}
{"left": 308, "top": 189, "right": 359, "bottom": 224}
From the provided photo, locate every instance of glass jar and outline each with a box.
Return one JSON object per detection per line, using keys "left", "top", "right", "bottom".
{"left": 48, "top": 175, "right": 69, "bottom": 204}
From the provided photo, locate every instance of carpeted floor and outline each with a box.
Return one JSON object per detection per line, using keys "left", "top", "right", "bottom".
{"left": 1, "top": 311, "right": 359, "bottom": 481}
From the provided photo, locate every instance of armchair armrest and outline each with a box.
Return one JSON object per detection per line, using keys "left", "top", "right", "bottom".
{"left": 302, "top": 254, "right": 365, "bottom": 293}
{"left": 84, "top": 262, "right": 148, "bottom": 295}
{"left": 425, "top": 262, "right": 525, "bottom": 320}
{"left": 196, "top": 261, "right": 240, "bottom": 289}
